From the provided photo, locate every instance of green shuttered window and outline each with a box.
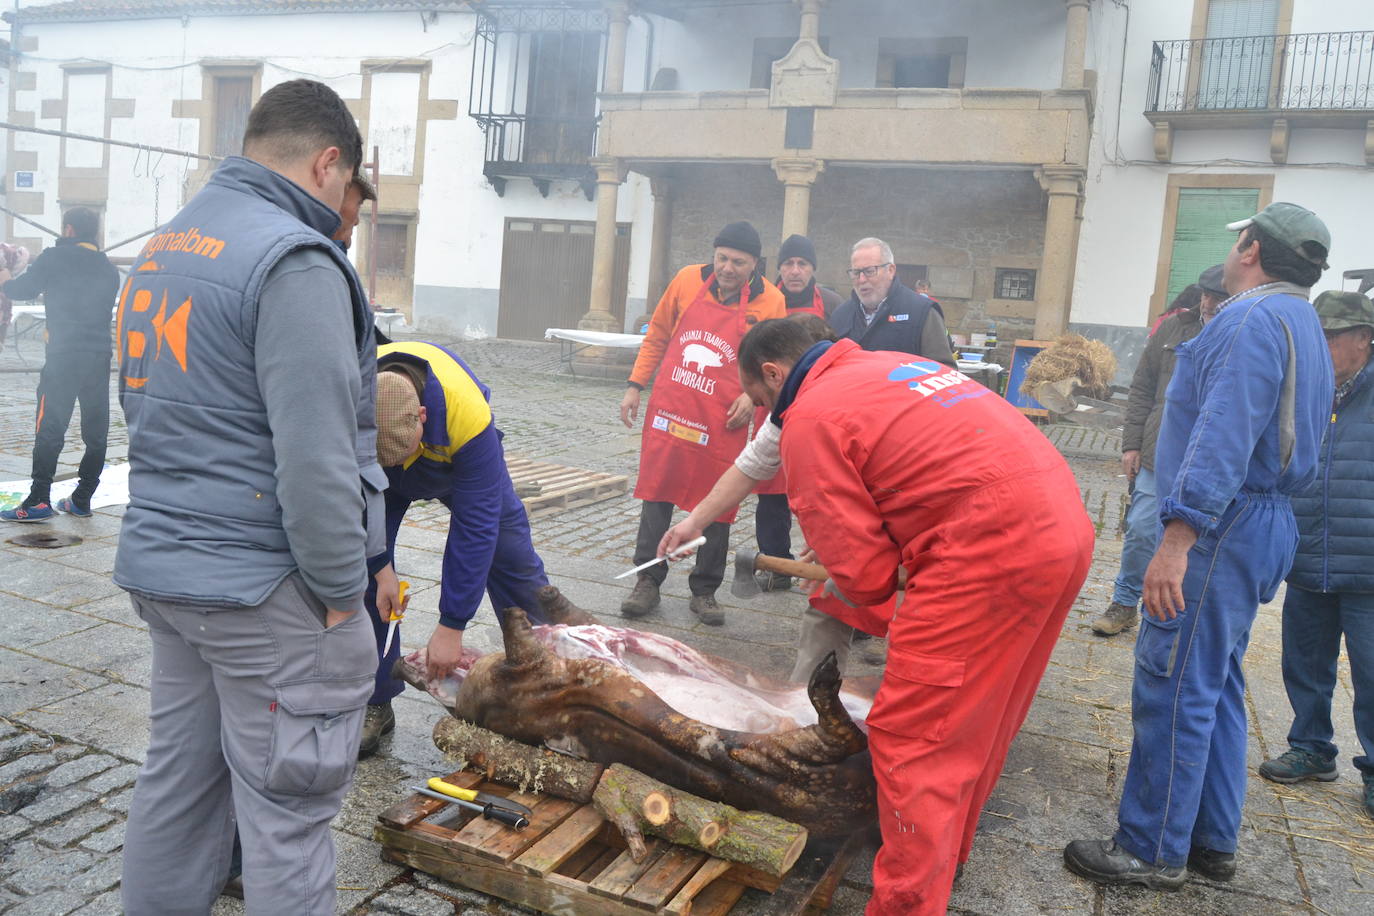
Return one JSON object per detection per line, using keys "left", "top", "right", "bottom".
{"left": 1166, "top": 187, "right": 1260, "bottom": 306}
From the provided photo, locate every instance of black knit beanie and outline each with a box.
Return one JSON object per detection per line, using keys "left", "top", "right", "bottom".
{"left": 713, "top": 221, "right": 762, "bottom": 259}
{"left": 777, "top": 234, "right": 817, "bottom": 268}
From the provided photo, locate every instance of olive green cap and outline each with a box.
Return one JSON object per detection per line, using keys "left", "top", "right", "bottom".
{"left": 1313, "top": 290, "right": 1374, "bottom": 332}
{"left": 1226, "top": 202, "right": 1330, "bottom": 269}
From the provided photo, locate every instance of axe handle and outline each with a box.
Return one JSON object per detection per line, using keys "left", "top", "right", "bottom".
{"left": 755, "top": 555, "right": 830, "bottom": 581}
{"left": 755, "top": 555, "right": 912, "bottom": 589}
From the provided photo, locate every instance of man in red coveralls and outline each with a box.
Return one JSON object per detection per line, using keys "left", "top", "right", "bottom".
{"left": 737, "top": 319, "right": 1094, "bottom": 914}
{"left": 619, "top": 221, "right": 786, "bottom": 624}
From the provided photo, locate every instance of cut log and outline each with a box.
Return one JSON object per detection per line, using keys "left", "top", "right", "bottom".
{"left": 592, "top": 763, "right": 808, "bottom": 877}
{"left": 432, "top": 717, "right": 603, "bottom": 803}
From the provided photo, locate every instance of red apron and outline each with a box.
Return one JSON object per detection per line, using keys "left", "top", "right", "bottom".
{"left": 751, "top": 286, "right": 826, "bottom": 496}
{"left": 634, "top": 275, "right": 750, "bottom": 524}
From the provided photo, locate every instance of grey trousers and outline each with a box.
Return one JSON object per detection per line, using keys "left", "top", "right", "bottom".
{"left": 121, "top": 574, "right": 375, "bottom": 916}
{"left": 632, "top": 499, "right": 730, "bottom": 596}
{"left": 789, "top": 605, "right": 859, "bottom": 683}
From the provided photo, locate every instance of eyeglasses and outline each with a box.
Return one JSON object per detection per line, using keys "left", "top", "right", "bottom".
{"left": 846, "top": 263, "right": 891, "bottom": 281}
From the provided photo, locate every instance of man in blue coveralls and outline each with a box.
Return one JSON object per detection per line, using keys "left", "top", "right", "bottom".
{"left": 359, "top": 340, "right": 590, "bottom": 755}
{"left": 1065, "top": 202, "right": 1335, "bottom": 888}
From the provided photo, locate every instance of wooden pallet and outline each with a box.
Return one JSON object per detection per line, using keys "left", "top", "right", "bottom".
{"left": 375, "top": 770, "right": 862, "bottom": 915}
{"left": 506, "top": 456, "right": 629, "bottom": 518}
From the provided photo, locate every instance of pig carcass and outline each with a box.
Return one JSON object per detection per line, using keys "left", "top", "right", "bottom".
{"left": 394, "top": 590, "right": 877, "bottom": 837}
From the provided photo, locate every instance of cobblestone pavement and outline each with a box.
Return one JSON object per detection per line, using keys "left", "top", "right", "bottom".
{"left": 0, "top": 336, "right": 1369, "bottom": 914}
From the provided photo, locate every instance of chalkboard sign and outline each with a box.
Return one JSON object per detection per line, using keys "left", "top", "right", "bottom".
{"left": 1005, "top": 339, "right": 1051, "bottom": 418}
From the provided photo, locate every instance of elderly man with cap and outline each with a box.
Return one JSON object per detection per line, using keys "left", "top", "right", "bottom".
{"left": 1258, "top": 290, "right": 1374, "bottom": 820}
{"left": 360, "top": 340, "right": 591, "bottom": 755}
{"left": 828, "top": 237, "right": 955, "bottom": 366}
{"left": 1093, "top": 265, "right": 1225, "bottom": 636}
{"left": 748, "top": 234, "right": 845, "bottom": 592}
{"left": 1066, "top": 202, "right": 1335, "bottom": 888}
{"left": 619, "top": 221, "right": 786, "bottom": 624}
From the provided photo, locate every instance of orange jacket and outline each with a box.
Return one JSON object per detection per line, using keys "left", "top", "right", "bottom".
{"left": 628, "top": 264, "right": 786, "bottom": 388}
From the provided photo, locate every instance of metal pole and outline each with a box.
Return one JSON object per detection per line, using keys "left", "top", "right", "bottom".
{"left": 0, "top": 120, "right": 217, "bottom": 162}
{"left": 101, "top": 225, "right": 160, "bottom": 254}
{"left": 0, "top": 203, "right": 60, "bottom": 238}
{"left": 369, "top": 145, "right": 379, "bottom": 308}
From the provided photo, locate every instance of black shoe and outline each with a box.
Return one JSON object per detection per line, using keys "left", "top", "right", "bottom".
{"left": 754, "top": 571, "right": 793, "bottom": 592}
{"left": 689, "top": 594, "right": 724, "bottom": 626}
{"left": 1187, "top": 845, "right": 1236, "bottom": 882}
{"left": 1363, "top": 776, "right": 1374, "bottom": 820}
{"left": 1063, "top": 839, "right": 1186, "bottom": 890}
{"left": 1258, "top": 747, "right": 1338, "bottom": 784}
{"left": 358, "top": 702, "right": 395, "bottom": 759}
{"left": 620, "top": 576, "right": 661, "bottom": 619}
{"left": 220, "top": 875, "right": 244, "bottom": 899}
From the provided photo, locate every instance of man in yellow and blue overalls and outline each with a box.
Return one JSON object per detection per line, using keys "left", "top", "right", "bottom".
{"left": 361, "top": 340, "right": 587, "bottom": 754}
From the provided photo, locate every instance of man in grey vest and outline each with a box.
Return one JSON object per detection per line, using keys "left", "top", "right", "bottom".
{"left": 115, "top": 80, "right": 380, "bottom": 915}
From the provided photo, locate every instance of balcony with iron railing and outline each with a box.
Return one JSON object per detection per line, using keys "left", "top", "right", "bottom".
{"left": 1146, "top": 30, "right": 1374, "bottom": 129}
{"left": 468, "top": 4, "right": 605, "bottom": 198}
{"left": 1144, "top": 30, "right": 1374, "bottom": 163}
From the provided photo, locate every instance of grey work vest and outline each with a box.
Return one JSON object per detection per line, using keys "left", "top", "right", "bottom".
{"left": 114, "top": 157, "right": 375, "bottom": 606}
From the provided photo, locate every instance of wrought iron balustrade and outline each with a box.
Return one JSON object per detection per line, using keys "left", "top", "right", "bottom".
{"left": 1147, "top": 31, "right": 1374, "bottom": 114}
{"left": 468, "top": 4, "right": 605, "bottom": 193}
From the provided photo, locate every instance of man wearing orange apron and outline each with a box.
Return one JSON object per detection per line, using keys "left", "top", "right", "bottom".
{"left": 619, "top": 221, "right": 786, "bottom": 624}
{"left": 739, "top": 319, "right": 1094, "bottom": 914}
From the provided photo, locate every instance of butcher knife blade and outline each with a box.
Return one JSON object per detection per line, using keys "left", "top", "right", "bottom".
{"left": 613, "top": 536, "right": 707, "bottom": 579}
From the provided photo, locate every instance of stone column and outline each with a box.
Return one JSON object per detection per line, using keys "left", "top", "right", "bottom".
{"left": 794, "top": 0, "right": 825, "bottom": 42}
{"left": 579, "top": 156, "right": 628, "bottom": 332}
{"left": 1034, "top": 166, "right": 1085, "bottom": 339}
{"left": 603, "top": 0, "right": 632, "bottom": 94}
{"left": 645, "top": 174, "right": 674, "bottom": 312}
{"left": 772, "top": 157, "right": 824, "bottom": 240}
{"left": 1062, "top": 0, "right": 1091, "bottom": 90}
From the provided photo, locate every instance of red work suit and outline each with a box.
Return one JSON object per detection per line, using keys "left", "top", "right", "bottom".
{"left": 779, "top": 340, "right": 1094, "bottom": 915}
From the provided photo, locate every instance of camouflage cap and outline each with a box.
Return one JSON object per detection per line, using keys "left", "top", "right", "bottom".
{"left": 1313, "top": 291, "right": 1374, "bottom": 333}
{"left": 376, "top": 370, "right": 422, "bottom": 467}
{"left": 1227, "top": 202, "right": 1330, "bottom": 269}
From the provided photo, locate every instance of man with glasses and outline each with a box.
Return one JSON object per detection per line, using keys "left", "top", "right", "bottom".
{"left": 829, "top": 237, "right": 955, "bottom": 366}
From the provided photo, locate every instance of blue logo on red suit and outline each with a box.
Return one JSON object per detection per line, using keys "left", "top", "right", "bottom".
{"left": 887, "top": 359, "right": 990, "bottom": 408}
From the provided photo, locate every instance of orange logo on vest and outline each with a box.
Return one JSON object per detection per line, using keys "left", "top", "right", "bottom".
{"left": 118, "top": 271, "right": 192, "bottom": 388}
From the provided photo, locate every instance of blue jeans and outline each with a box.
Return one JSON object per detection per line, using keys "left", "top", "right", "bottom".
{"left": 1281, "top": 585, "right": 1374, "bottom": 777}
{"left": 1112, "top": 468, "right": 1158, "bottom": 608}
{"left": 1116, "top": 492, "right": 1296, "bottom": 865}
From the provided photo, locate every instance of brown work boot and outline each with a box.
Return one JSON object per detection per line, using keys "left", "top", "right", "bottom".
{"left": 620, "top": 576, "right": 661, "bottom": 619}
{"left": 538, "top": 585, "right": 599, "bottom": 626}
{"left": 689, "top": 594, "right": 725, "bottom": 626}
{"left": 357, "top": 702, "right": 395, "bottom": 759}
{"left": 1091, "top": 602, "right": 1139, "bottom": 637}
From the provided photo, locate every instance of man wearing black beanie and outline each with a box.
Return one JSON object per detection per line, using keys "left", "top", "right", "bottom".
{"left": 619, "top": 221, "right": 786, "bottom": 624}
{"left": 744, "top": 234, "right": 844, "bottom": 592}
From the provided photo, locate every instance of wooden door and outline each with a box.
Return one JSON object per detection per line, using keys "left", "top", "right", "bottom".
{"left": 497, "top": 218, "right": 631, "bottom": 340}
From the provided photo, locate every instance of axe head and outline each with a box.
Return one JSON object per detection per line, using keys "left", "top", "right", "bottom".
{"left": 730, "top": 548, "right": 763, "bottom": 599}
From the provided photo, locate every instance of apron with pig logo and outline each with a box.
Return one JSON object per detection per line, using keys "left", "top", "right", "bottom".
{"left": 634, "top": 274, "right": 752, "bottom": 523}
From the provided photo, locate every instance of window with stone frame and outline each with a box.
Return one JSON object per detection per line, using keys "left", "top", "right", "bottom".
{"left": 896, "top": 264, "right": 929, "bottom": 291}
{"left": 376, "top": 222, "right": 410, "bottom": 276}
{"left": 995, "top": 268, "right": 1037, "bottom": 301}
{"left": 876, "top": 37, "right": 968, "bottom": 89}
{"left": 211, "top": 75, "right": 254, "bottom": 160}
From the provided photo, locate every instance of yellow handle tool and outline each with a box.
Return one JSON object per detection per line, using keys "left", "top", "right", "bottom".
{"left": 426, "top": 777, "right": 534, "bottom": 821}
{"left": 427, "top": 777, "right": 480, "bottom": 803}
{"left": 382, "top": 580, "right": 409, "bottom": 656}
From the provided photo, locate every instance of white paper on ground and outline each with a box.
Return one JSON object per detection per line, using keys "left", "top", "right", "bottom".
{"left": 0, "top": 462, "right": 131, "bottom": 511}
